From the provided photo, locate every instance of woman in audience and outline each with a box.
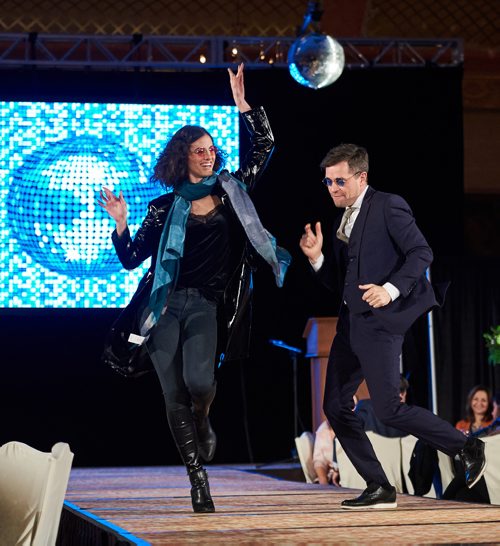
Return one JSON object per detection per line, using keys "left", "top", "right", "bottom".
{"left": 443, "top": 384, "right": 494, "bottom": 503}
{"left": 455, "top": 385, "right": 494, "bottom": 435}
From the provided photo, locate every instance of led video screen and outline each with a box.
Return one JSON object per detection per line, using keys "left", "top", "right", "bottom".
{"left": 0, "top": 101, "right": 240, "bottom": 308}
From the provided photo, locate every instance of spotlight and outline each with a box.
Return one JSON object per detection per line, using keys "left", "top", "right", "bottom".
{"left": 231, "top": 40, "right": 239, "bottom": 58}
{"left": 259, "top": 41, "right": 265, "bottom": 61}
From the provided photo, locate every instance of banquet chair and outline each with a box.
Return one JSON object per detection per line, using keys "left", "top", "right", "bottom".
{"left": 335, "top": 431, "right": 404, "bottom": 492}
{"left": 481, "top": 434, "right": 500, "bottom": 505}
{"left": 0, "top": 441, "right": 74, "bottom": 546}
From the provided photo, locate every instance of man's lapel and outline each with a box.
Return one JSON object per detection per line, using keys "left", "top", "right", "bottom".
{"left": 348, "top": 186, "right": 375, "bottom": 247}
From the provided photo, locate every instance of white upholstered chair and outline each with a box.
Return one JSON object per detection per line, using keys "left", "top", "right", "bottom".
{"left": 437, "top": 449, "right": 455, "bottom": 493}
{"left": 0, "top": 441, "right": 74, "bottom": 546}
{"left": 335, "top": 431, "right": 404, "bottom": 492}
{"left": 295, "top": 431, "right": 316, "bottom": 483}
{"left": 335, "top": 431, "right": 500, "bottom": 504}
{"left": 481, "top": 434, "right": 500, "bottom": 505}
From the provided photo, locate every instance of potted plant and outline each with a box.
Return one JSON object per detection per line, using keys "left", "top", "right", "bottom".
{"left": 483, "top": 325, "right": 500, "bottom": 365}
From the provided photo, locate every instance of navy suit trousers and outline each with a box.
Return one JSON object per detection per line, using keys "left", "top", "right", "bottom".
{"left": 323, "top": 303, "right": 467, "bottom": 487}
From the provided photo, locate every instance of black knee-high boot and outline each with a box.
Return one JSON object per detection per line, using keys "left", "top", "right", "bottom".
{"left": 191, "top": 386, "right": 217, "bottom": 463}
{"left": 167, "top": 406, "right": 215, "bottom": 513}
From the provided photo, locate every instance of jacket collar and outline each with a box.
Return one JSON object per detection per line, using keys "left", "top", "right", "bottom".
{"left": 348, "top": 186, "right": 375, "bottom": 244}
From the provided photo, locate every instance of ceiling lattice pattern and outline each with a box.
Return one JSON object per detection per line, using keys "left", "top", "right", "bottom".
{"left": 1, "top": 0, "right": 498, "bottom": 52}
{"left": 0, "top": 0, "right": 304, "bottom": 36}
{"left": 365, "top": 0, "right": 500, "bottom": 49}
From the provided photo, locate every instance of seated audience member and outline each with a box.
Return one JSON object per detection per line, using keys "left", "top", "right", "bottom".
{"left": 471, "top": 391, "right": 500, "bottom": 438}
{"left": 455, "top": 385, "right": 494, "bottom": 435}
{"left": 473, "top": 392, "right": 500, "bottom": 438}
{"left": 299, "top": 377, "right": 409, "bottom": 486}
{"left": 443, "top": 385, "right": 496, "bottom": 504}
{"left": 296, "top": 396, "right": 358, "bottom": 486}
{"left": 356, "top": 375, "right": 443, "bottom": 497}
{"left": 355, "top": 375, "right": 410, "bottom": 438}
{"left": 312, "top": 419, "right": 339, "bottom": 485}
{"left": 295, "top": 420, "right": 338, "bottom": 485}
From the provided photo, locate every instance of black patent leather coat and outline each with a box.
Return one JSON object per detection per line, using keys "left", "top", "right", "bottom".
{"left": 102, "top": 106, "right": 274, "bottom": 376}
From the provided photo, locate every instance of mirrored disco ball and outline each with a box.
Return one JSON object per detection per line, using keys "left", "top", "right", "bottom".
{"left": 7, "top": 136, "right": 159, "bottom": 277}
{"left": 288, "top": 33, "right": 345, "bottom": 89}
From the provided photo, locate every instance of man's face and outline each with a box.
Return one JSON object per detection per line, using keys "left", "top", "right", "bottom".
{"left": 324, "top": 160, "right": 367, "bottom": 208}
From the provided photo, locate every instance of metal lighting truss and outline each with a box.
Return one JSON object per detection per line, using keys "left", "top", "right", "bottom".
{"left": 0, "top": 33, "right": 463, "bottom": 70}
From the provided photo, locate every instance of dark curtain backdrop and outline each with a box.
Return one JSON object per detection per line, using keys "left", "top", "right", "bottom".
{"left": 2, "top": 65, "right": 496, "bottom": 468}
{"left": 431, "top": 257, "right": 500, "bottom": 423}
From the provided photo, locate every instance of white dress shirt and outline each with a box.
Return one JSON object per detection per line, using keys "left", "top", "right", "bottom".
{"left": 310, "top": 186, "right": 400, "bottom": 302}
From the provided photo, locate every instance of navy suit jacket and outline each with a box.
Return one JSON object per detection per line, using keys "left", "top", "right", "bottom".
{"left": 317, "top": 186, "right": 438, "bottom": 334}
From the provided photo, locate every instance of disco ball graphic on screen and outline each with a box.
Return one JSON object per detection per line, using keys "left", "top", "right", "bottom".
{"left": 6, "top": 136, "right": 158, "bottom": 277}
{"left": 288, "top": 33, "right": 345, "bottom": 89}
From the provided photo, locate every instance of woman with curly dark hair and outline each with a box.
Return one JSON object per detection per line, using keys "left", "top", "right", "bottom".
{"left": 99, "top": 64, "right": 289, "bottom": 513}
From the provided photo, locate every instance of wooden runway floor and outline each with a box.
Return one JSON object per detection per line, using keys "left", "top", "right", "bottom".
{"left": 63, "top": 464, "right": 500, "bottom": 545}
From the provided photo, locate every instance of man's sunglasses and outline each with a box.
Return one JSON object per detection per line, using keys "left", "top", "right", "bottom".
{"left": 322, "top": 171, "right": 362, "bottom": 188}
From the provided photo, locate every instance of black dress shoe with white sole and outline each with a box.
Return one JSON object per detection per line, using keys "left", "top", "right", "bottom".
{"left": 458, "top": 436, "right": 487, "bottom": 489}
{"left": 341, "top": 484, "right": 397, "bottom": 510}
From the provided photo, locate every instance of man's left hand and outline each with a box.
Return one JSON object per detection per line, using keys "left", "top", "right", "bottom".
{"left": 359, "top": 284, "right": 391, "bottom": 308}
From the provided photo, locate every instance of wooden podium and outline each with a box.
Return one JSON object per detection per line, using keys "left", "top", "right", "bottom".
{"left": 303, "top": 317, "right": 369, "bottom": 432}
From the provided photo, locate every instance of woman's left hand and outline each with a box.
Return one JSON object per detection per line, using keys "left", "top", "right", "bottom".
{"left": 228, "top": 63, "right": 251, "bottom": 113}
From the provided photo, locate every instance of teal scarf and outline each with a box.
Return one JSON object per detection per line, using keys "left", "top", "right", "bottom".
{"left": 218, "top": 170, "right": 291, "bottom": 288}
{"left": 147, "top": 172, "right": 290, "bottom": 326}
{"left": 148, "top": 174, "right": 217, "bottom": 323}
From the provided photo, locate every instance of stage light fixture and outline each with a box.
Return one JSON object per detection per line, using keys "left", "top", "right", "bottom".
{"left": 288, "top": 1, "right": 345, "bottom": 89}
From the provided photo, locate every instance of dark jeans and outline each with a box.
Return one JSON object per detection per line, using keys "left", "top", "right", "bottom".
{"left": 147, "top": 288, "right": 218, "bottom": 411}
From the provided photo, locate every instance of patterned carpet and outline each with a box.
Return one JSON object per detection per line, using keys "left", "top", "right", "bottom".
{"left": 63, "top": 465, "right": 500, "bottom": 545}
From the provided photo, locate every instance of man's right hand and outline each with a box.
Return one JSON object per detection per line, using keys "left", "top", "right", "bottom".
{"left": 299, "top": 222, "right": 323, "bottom": 263}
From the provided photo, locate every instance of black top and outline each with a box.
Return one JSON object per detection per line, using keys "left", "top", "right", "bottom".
{"left": 110, "top": 106, "right": 275, "bottom": 363}
{"left": 177, "top": 202, "right": 244, "bottom": 302}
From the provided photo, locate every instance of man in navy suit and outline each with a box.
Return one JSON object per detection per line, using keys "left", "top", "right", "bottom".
{"left": 299, "top": 143, "right": 486, "bottom": 509}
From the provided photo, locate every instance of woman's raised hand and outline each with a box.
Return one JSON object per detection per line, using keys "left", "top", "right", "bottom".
{"left": 98, "top": 187, "right": 128, "bottom": 234}
{"left": 228, "top": 63, "right": 251, "bottom": 113}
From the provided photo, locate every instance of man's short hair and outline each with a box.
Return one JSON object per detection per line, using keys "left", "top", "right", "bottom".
{"left": 320, "top": 143, "right": 369, "bottom": 174}
{"left": 399, "top": 375, "right": 410, "bottom": 394}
